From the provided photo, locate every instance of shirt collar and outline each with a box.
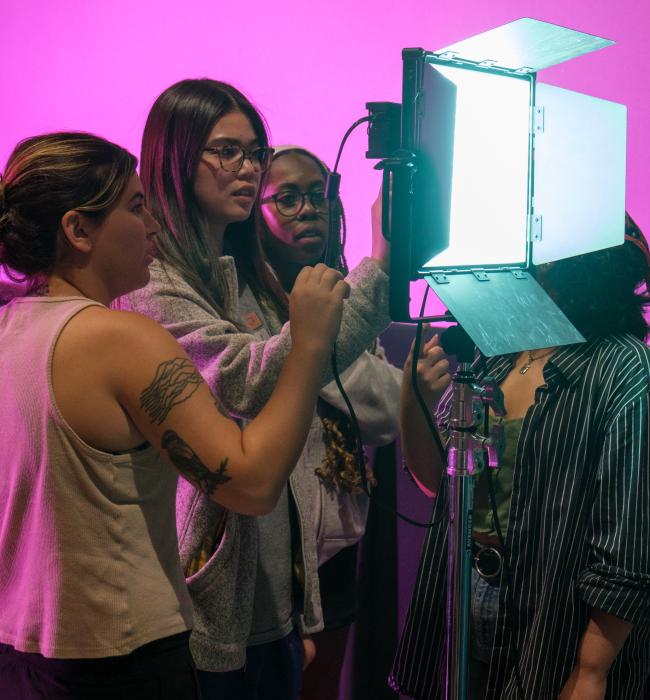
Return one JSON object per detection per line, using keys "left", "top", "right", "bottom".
{"left": 543, "top": 335, "right": 602, "bottom": 386}
{"left": 481, "top": 335, "right": 598, "bottom": 387}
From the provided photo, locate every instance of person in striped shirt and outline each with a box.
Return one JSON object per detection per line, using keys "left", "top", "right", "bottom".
{"left": 391, "top": 214, "right": 650, "bottom": 699}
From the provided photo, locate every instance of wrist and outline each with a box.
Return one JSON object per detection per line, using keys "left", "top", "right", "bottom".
{"left": 290, "top": 340, "right": 332, "bottom": 364}
{"left": 402, "top": 383, "right": 437, "bottom": 409}
{"left": 574, "top": 659, "right": 610, "bottom": 679}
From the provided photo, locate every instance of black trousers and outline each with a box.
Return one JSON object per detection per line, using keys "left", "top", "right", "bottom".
{"left": 197, "top": 629, "right": 304, "bottom": 700}
{"left": 0, "top": 631, "right": 200, "bottom": 700}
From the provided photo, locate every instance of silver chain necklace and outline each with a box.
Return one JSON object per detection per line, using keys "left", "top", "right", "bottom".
{"left": 519, "top": 349, "right": 555, "bottom": 375}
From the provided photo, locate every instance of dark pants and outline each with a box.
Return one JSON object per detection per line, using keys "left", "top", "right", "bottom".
{"left": 0, "top": 631, "right": 200, "bottom": 700}
{"left": 302, "top": 545, "right": 359, "bottom": 700}
{"left": 197, "top": 629, "right": 304, "bottom": 700}
{"left": 468, "top": 567, "right": 500, "bottom": 700}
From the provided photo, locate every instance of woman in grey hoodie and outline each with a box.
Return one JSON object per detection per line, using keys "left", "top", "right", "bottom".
{"left": 120, "top": 79, "right": 394, "bottom": 700}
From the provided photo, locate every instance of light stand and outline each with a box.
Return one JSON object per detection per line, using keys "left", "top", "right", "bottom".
{"left": 440, "top": 326, "right": 505, "bottom": 699}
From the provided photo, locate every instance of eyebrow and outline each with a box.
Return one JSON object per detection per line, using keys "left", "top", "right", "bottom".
{"left": 274, "top": 179, "right": 326, "bottom": 191}
{"left": 205, "top": 137, "right": 260, "bottom": 148}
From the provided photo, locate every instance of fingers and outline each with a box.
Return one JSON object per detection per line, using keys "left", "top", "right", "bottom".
{"left": 419, "top": 356, "right": 450, "bottom": 383}
{"left": 406, "top": 325, "right": 430, "bottom": 359}
{"left": 419, "top": 333, "right": 445, "bottom": 365}
{"left": 332, "top": 278, "right": 351, "bottom": 302}
{"left": 308, "top": 262, "right": 328, "bottom": 285}
{"left": 293, "top": 265, "right": 312, "bottom": 289}
{"left": 302, "top": 636, "right": 317, "bottom": 670}
{"left": 423, "top": 333, "right": 441, "bottom": 352}
{"left": 296, "top": 263, "right": 344, "bottom": 291}
{"left": 417, "top": 333, "right": 450, "bottom": 389}
{"left": 405, "top": 329, "right": 443, "bottom": 372}
{"left": 321, "top": 266, "right": 344, "bottom": 291}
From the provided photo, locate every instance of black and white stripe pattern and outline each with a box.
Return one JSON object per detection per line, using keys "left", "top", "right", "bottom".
{"left": 390, "top": 334, "right": 650, "bottom": 699}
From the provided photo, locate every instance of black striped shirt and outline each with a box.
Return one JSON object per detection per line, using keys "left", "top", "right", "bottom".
{"left": 390, "top": 334, "right": 650, "bottom": 699}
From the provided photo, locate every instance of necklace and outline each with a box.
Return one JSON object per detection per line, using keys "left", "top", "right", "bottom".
{"left": 519, "top": 348, "right": 555, "bottom": 375}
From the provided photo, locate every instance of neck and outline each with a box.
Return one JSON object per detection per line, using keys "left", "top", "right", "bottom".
{"left": 527, "top": 346, "right": 556, "bottom": 358}
{"left": 206, "top": 220, "right": 228, "bottom": 258}
{"left": 47, "top": 271, "right": 110, "bottom": 307}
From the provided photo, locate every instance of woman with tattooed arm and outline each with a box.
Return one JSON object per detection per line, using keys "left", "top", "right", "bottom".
{"left": 0, "top": 132, "right": 348, "bottom": 700}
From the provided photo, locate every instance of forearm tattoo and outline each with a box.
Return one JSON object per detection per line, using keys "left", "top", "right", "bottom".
{"left": 162, "top": 430, "right": 231, "bottom": 496}
{"left": 140, "top": 358, "right": 203, "bottom": 424}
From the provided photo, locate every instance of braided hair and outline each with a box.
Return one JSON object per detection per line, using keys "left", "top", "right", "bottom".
{"left": 257, "top": 146, "right": 376, "bottom": 493}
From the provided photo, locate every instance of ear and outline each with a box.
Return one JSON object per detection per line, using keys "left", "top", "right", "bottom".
{"left": 60, "top": 211, "right": 94, "bottom": 254}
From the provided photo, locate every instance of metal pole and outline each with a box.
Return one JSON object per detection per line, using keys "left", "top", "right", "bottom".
{"left": 445, "top": 472, "right": 474, "bottom": 699}
{"left": 445, "top": 362, "right": 479, "bottom": 700}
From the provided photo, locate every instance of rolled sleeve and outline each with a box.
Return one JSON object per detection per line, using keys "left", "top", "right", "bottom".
{"left": 578, "top": 393, "right": 650, "bottom": 626}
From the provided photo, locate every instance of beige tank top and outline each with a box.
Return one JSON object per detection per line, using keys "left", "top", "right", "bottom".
{"left": 0, "top": 296, "right": 193, "bottom": 658}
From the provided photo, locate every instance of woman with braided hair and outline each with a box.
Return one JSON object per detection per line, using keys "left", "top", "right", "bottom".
{"left": 258, "top": 146, "right": 403, "bottom": 699}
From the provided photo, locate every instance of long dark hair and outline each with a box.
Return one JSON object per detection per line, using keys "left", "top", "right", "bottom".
{"left": 140, "top": 78, "right": 285, "bottom": 320}
{"left": 0, "top": 132, "right": 136, "bottom": 288}
{"left": 537, "top": 213, "right": 650, "bottom": 340}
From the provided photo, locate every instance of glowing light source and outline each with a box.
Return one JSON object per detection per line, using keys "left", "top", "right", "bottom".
{"left": 423, "top": 64, "right": 531, "bottom": 269}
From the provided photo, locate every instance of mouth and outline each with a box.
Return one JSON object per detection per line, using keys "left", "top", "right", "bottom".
{"left": 294, "top": 229, "right": 325, "bottom": 242}
{"left": 232, "top": 186, "right": 256, "bottom": 200}
{"left": 144, "top": 245, "right": 157, "bottom": 264}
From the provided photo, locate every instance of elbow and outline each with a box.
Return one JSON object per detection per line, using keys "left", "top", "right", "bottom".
{"left": 404, "top": 459, "right": 441, "bottom": 499}
{"left": 417, "top": 480, "right": 439, "bottom": 499}
{"left": 247, "top": 477, "right": 284, "bottom": 515}
{"left": 213, "top": 480, "right": 282, "bottom": 517}
{"left": 409, "top": 468, "right": 439, "bottom": 498}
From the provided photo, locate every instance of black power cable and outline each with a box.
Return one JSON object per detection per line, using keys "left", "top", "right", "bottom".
{"left": 325, "top": 115, "right": 450, "bottom": 527}
{"left": 331, "top": 341, "right": 444, "bottom": 529}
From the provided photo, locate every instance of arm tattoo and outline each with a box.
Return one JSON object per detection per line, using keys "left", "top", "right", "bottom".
{"left": 162, "top": 430, "right": 231, "bottom": 496}
{"left": 140, "top": 358, "right": 203, "bottom": 424}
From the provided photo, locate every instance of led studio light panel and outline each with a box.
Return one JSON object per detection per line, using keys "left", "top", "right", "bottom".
{"left": 390, "top": 18, "right": 627, "bottom": 355}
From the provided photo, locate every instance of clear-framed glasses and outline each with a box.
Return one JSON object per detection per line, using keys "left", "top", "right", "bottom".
{"left": 261, "top": 190, "right": 328, "bottom": 217}
{"left": 202, "top": 144, "right": 275, "bottom": 172}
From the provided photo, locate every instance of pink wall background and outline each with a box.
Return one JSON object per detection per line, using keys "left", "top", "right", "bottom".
{"left": 1, "top": 3, "right": 648, "bottom": 693}
{"left": 2, "top": 0, "right": 648, "bottom": 282}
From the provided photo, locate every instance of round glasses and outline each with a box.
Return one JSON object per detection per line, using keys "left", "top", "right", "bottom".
{"left": 202, "top": 144, "right": 275, "bottom": 173}
{"left": 261, "top": 190, "right": 328, "bottom": 217}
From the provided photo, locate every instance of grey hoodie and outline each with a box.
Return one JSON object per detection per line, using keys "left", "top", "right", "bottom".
{"left": 121, "top": 255, "right": 395, "bottom": 671}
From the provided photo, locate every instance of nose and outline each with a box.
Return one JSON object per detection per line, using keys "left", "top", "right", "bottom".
{"left": 237, "top": 154, "right": 259, "bottom": 180}
{"left": 297, "top": 197, "right": 318, "bottom": 219}
{"left": 144, "top": 207, "right": 161, "bottom": 237}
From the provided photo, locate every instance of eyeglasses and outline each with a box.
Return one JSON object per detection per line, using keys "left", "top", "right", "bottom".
{"left": 261, "top": 190, "right": 328, "bottom": 217}
{"left": 202, "top": 144, "right": 275, "bottom": 172}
